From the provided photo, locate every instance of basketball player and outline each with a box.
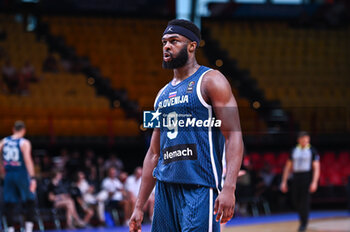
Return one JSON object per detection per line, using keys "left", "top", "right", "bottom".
{"left": 129, "top": 19, "right": 243, "bottom": 232}
{"left": 280, "top": 131, "right": 320, "bottom": 232}
{"left": 0, "top": 121, "right": 37, "bottom": 232}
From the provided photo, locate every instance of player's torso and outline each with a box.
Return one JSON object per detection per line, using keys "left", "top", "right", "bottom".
{"left": 2, "top": 136, "right": 26, "bottom": 173}
{"left": 153, "top": 66, "right": 225, "bottom": 189}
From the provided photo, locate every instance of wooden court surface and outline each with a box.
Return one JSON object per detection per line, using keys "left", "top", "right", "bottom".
{"left": 223, "top": 217, "right": 350, "bottom": 232}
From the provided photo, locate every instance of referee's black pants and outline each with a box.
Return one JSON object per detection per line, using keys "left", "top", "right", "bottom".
{"left": 291, "top": 172, "right": 312, "bottom": 227}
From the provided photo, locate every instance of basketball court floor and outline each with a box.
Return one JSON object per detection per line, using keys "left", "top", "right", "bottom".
{"left": 43, "top": 210, "right": 349, "bottom": 232}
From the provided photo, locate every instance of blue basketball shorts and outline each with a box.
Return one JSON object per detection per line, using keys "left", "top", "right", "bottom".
{"left": 151, "top": 181, "right": 220, "bottom": 232}
{"left": 3, "top": 171, "right": 35, "bottom": 203}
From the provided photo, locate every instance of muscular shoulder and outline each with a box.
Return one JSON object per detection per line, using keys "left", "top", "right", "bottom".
{"left": 20, "top": 138, "right": 30, "bottom": 146}
{"left": 20, "top": 139, "right": 31, "bottom": 152}
{"left": 202, "top": 69, "right": 229, "bottom": 90}
{"left": 201, "top": 69, "right": 235, "bottom": 106}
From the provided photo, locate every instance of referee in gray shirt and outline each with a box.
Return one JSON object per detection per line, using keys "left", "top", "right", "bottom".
{"left": 280, "top": 131, "right": 321, "bottom": 232}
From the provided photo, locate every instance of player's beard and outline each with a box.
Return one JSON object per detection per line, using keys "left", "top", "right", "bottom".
{"left": 162, "top": 46, "right": 188, "bottom": 69}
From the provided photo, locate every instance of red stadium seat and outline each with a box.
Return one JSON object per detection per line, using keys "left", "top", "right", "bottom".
{"left": 319, "top": 172, "right": 328, "bottom": 187}
{"left": 338, "top": 151, "right": 350, "bottom": 165}
{"left": 248, "top": 152, "right": 263, "bottom": 171}
{"left": 276, "top": 152, "right": 290, "bottom": 170}
{"left": 263, "top": 152, "right": 276, "bottom": 166}
{"left": 328, "top": 172, "right": 344, "bottom": 186}
{"left": 322, "top": 151, "right": 336, "bottom": 163}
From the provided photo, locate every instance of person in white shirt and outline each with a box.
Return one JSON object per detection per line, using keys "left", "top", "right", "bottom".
{"left": 126, "top": 167, "right": 155, "bottom": 222}
{"left": 99, "top": 167, "right": 129, "bottom": 225}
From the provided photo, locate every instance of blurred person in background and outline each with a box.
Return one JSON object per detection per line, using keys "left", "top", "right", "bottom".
{"left": 99, "top": 167, "right": 130, "bottom": 225}
{"left": 0, "top": 121, "right": 37, "bottom": 232}
{"left": 47, "top": 170, "right": 86, "bottom": 229}
{"left": 42, "top": 53, "right": 59, "bottom": 72}
{"left": 119, "top": 171, "right": 135, "bottom": 222}
{"left": 103, "top": 153, "right": 124, "bottom": 176}
{"left": 19, "top": 60, "right": 38, "bottom": 94}
{"left": 70, "top": 172, "right": 95, "bottom": 226}
{"left": 20, "top": 60, "right": 38, "bottom": 83}
{"left": 75, "top": 171, "right": 106, "bottom": 225}
{"left": 280, "top": 131, "right": 320, "bottom": 232}
{"left": 127, "top": 166, "right": 155, "bottom": 222}
{"left": 2, "top": 59, "right": 19, "bottom": 94}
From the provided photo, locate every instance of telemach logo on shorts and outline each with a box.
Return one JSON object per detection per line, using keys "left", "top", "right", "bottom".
{"left": 143, "top": 109, "right": 221, "bottom": 129}
{"left": 162, "top": 144, "right": 197, "bottom": 164}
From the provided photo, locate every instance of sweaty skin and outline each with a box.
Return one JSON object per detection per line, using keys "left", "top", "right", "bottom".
{"left": 129, "top": 33, "right": 243, "bottom": 232}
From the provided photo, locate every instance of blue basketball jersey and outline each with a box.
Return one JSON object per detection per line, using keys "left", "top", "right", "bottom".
{"left": 153, "top": 66, "right": 225, "bottom": 190}
{"left": 2, "top": 136, "right": 27, "bottom": 173}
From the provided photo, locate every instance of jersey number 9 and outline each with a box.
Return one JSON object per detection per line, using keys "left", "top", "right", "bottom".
{"left": 166, "top": 112, "right": 178, "bottom": 139}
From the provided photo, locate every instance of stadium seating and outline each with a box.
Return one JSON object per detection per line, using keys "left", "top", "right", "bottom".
{"left": 0, "top": 15, "right": 139, "bottom": 137}
{"left": 43, "top": 16, "right": 266, "bottom": 134}
{"left": 203, "top": 20, "right": 350, "bottom": 134}
{"left": 246, "top": 151, "right": 350, "bottom": 187}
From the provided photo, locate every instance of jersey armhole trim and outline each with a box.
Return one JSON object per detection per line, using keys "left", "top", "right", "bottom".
{"left": 154, "top": 84, "right": 168, "bottom": 109}
{"left": 197, "top": 69, "right": 212, "bottom": 109}
{"left": 19, "top": 138, "right": 26, "bottom": 147}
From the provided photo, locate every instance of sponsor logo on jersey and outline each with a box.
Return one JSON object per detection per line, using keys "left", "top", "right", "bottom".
{"left": 186, "top": 81, "right": 195, "bottom": 93}
{"left": 162, "top": 144, "right": 197, "bottom": 164}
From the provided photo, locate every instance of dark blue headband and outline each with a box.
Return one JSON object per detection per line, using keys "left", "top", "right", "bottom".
{"left": 163, "top": 25, "right": 200, "bottom": 47}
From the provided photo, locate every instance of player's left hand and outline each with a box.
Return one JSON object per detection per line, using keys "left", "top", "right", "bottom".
{"left": 29, "top": 179, "right": 37, "bottom": 193}
{"left": 214, "top": 188, "right": 235, "bottom": 224}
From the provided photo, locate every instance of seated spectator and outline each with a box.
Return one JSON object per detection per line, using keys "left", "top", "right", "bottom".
{"left": 99, "top": 167, "right": 130, "bottom": 225}
{"left": 125, "top": 167, "right": 154, "bottom": 221}
{"left": 103, "top": 153, "right": 124, "bottom": 176}
{"left": 70, "top": 174, "right": 94, "bottom": 226}
{"left": 18, "top": 60, "right": 37, "bottom": 95}
{"left": 47, "top": 170, "right": 86, "bottom": 229}
{"left": 21, "top": 60, "right": 38, "bottom": 83}
{"left": 119, "top": 171, "right": 134, "bottom": 222}
{"left": 43, "top": 53, "right": 58, "bottom": 72}
{"left": 2, "top": 59, "right": 19, "bottom": 93}
{"left": 75, "top": 171, "right": 106, "bottom": 225}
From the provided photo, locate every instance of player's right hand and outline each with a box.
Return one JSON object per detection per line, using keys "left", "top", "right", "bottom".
{"left": 280, "top": 182, "right": 288, "bottom": 193}
{"left": 129, "top": 208, "right": 143, "bottom": 232}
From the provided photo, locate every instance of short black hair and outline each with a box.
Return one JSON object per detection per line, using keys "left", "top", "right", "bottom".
{"left": 14, "top": 120, "right": 25, "bottom": 131}
{"left": 167, "top": 19, "right": 201, "bottom": 42}
{"left": 298, "top": 131, "right": 309, "bottom": 138}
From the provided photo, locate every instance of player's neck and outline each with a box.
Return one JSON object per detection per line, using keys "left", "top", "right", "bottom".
{"left": 299, "top": 143, "right": 310, "bottom": 149}
{"left": 11, "top": 133, "right": 23, "bottom": 139}
{"left": 173, "top": 60, "right": 200, "bottom": 82}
